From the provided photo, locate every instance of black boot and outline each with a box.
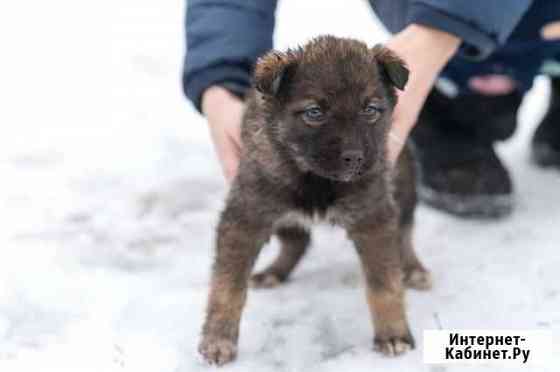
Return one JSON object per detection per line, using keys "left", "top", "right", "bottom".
{"left": 411, "top": 88, "right": 523, "bottom": 219}
{"left": 532, "top": 76, "right": 560, "bottom": 168}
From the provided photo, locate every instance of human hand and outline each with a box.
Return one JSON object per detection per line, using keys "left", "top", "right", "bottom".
{"left": 385, "top": 24, "right": 460, "bottom": 163}
{"left": 202, "top": 86, "right": 245, "bottom": 182}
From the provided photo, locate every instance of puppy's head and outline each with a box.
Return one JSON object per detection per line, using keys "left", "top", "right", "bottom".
{"left": 254, "top": 36, "right": 408, "bottom": 182}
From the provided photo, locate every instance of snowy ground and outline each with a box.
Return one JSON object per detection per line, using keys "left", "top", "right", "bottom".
{"left": 1, "top": 1, "right": 559, "bottom": 371}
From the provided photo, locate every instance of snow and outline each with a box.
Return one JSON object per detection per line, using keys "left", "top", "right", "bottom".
{"left": 1, "top": 1, "right": 559, "bottom": 371}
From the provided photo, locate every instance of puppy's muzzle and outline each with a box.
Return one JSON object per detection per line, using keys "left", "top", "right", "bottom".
{"left": 339, "top": 150, "right": 364, "bottom": 181}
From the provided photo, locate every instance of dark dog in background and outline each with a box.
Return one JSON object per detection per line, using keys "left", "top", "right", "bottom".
{"left": 198, "top": 36, "right": 431, "bottom": 365}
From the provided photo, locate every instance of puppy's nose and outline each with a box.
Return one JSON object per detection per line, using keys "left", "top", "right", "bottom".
{"left": 341, "top": 150, "right": 364, "bottom": 168}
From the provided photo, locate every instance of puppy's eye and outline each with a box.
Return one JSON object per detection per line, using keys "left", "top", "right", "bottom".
{"left": 302, "top": 106, "right": 325, "bottom": 124}
{"left": 363, "top": 103, "right": 384, "bottom": 116}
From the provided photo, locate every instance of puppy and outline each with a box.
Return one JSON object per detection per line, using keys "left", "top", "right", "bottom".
{"left": 198, "top": 36, "right": 431, "bottom": 365}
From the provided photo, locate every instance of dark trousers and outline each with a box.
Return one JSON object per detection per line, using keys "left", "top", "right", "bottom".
{"left": 441, "top": 2, "right": 560, "bottom": 94}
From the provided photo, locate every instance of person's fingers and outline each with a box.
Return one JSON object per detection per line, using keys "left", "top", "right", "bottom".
{"left": 227, "top": 113, "right": 243, "bottom": 148}
{"left": 468, "top": 75, "right": 516, "bottom": 95}
{"left": 201, "top": 86, "right": 245, "bottom": 181}
{"left": 383, "top": 24, "right": 460, "bottom": 167}
{"left": 386, "top": 90, "right": 415, "bottom": 166}
{"left": 387, "top": 129, "right": 405, "bottom": 165}
{"left": 220, "top": 114, "right": 243, "bottom": 182}
{"left": 220, "top": 137, "right": 241, "bottom": 182}
{"left": 208, "top": 127, "right": 238, "bottom": 182}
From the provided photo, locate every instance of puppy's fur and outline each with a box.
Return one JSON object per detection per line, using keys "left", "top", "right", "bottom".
{"left": 199, "top": 36, "right": 431, "bottom": 365}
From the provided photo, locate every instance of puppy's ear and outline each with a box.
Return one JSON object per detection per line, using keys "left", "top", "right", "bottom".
{"left": 371, "top": 44, "right": 409, "bottom": 91}
{"left": 254, "top": 51, "right": 299, "bottom": 96}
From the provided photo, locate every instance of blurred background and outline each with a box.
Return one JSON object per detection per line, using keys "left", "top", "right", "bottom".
{"left": 0, "top": 1, "right": 558, "bottom": 371}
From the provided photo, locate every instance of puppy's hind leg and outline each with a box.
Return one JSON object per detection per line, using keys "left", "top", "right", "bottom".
{"left": 400, "top": 223, "right": 432, "bottom": 291}
{"left": 251, "top": 225, "right": 310, "bottom": 288}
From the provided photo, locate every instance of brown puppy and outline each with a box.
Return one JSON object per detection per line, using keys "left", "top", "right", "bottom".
{"left": 198, "top": 36, "right": 431, "bottom": 365}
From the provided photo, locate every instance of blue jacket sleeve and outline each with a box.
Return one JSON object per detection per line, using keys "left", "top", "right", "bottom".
{"left": 407, "top": 0, "right": 533, "bottom": 60}
{"left": 183, "top": 0, "right": 278, "bottom": 112}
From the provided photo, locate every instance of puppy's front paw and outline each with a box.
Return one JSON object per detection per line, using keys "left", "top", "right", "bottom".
{"left": 374, "top": 334, "right": 415, "bottom": 357}
{"left": 198, "top": 336, "right": 237, "bottom": 366}
{"left": 404, "top": 268, "right": 432, "bottom": 291}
